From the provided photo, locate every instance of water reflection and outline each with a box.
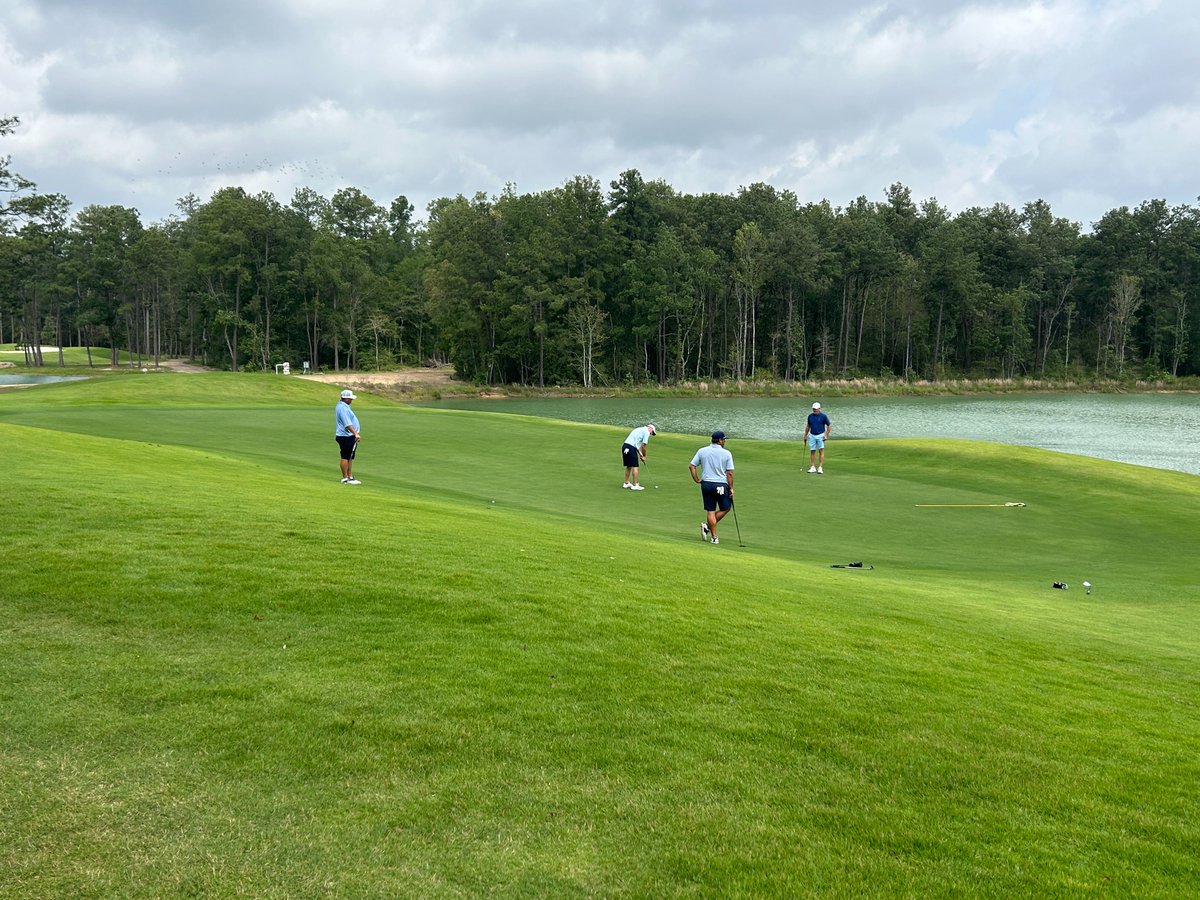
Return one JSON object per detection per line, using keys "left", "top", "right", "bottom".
{"left": 0, "top": 374, "right": 87, "bottom": 386}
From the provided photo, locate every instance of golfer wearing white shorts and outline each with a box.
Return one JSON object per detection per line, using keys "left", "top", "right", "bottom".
{"left": 804, "top": 402, "right": 831, "bottom": 474}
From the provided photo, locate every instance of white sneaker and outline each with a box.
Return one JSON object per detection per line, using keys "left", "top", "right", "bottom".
{"left": 341, "top": 477, "right": 351, "bottom": 483}
{"left": 347, "top": 478, "right": 362, "bottom": 485}
{"left": 701, "top": 523, "right": 710, "bottom": 540}
{"left": 807, "top": 466, "right": 817, "bottom": 473}
{"left": 630, "top": 484, "right": 645, "bottom": 491}
{"left": 817, "top": 466, "right": 823, "bottom": 475}
{"left": 710, "top": 537, "right": 720, "bottom": 544}
{"left": 622, "top": 482, "right": 631, "bottom": 489}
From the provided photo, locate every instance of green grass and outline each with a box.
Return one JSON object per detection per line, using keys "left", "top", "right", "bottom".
{"left": 0, "top": 343, "right": 146, "bottom": 369}
{"left": 1, "top": 373, "right": 1198, "bottom": 897}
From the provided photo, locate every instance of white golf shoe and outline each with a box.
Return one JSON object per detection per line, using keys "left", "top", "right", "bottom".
{"left": 807, "top": 465, "right": 817, "bottom": 473}
{"left": 622, "top": 482, "right": 632, "bottom": 489}
{"left": 701, "top": 523, "right": 710, "bottom": 540}
{"left": 817, "top": 466, "right": 823, "bottom": 474}
{"left": 710, "top": 537, "right": 720, "bottom": 544}
{"left": 630, "top": 484, "right": 645, "bottom": 491}
{"left": 347, "top": 478, "right": 362, "bottom": 485}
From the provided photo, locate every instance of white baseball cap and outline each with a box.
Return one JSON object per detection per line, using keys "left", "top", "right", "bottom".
{"left": 340, "top": 389, "right": 357, "bottom": 400}
{"left": 648, "top": 423, "right": 657, "bottom": 434}
{"left": 812, "top": 402, "right": 821, "bottom": 409}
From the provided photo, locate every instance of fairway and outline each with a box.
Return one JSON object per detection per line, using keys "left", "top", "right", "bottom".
{"left": 2, "top": 373, "right": 1198, "bottom": 897}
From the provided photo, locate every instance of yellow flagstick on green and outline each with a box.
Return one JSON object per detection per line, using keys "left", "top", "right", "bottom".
{"left": 915, "top": 501, "right": 1027, "bottom": 508}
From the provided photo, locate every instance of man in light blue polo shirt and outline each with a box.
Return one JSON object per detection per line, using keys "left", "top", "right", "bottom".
{"left": 689, "top": 431, "right": 734, "bottom": 545}
{"left": 334, "top": 389, "right": 362, "bottom": 485}
{"left": 621, "top": 422, "right": 656, "bottom": 490}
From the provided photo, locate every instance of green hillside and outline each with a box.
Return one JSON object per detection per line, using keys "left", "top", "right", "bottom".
{"left": 1, "top": 374, "right": 1197, "bottom": 897}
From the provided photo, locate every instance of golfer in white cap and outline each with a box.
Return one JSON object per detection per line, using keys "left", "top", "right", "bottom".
{"left": 334, "top": 389, "right": 362, "bottom": 484}
{"left": 804, "top": 402, "right": 831, "bottom": 474}
{"left": 621, "top": 423, "right": 657, "bottom": 490}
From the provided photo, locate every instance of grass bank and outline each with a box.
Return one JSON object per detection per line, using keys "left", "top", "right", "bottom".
{"left": 362, "top": 373, "right": 1200, "bottom": 403}
{"left": 1, "top": 373, "right": 1198, "bottom": 896}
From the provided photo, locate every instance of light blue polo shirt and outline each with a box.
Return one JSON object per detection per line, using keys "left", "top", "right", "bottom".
{"left": 624, "top": 426, "right": 652, "bottom": 449}
{"left": 690, "top": 443, "right": 734, "bottom": 483}
{"left": 335, "top": 401, "right": 360, "bottom": 437}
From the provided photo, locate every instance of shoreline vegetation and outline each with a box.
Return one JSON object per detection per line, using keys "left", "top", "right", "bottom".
{"left": 5, "top": 360, "right": 1200, "bottom": 402}
{"left": 335, "top": 372, "right": 1200, "bottom": 402}
{"left": 5, "top": 345, "right": 1199, "bottom": 398}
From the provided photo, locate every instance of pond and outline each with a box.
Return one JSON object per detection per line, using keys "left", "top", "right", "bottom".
{"left": 415, "top": 393, "right": 1200, "bottom": 476}
{"left": 0, "top": 374, "right": 87, "bottom": 386}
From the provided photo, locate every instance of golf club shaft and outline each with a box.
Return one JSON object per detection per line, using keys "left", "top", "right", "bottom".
{"left": 914, "top": 503, "right": 1024, "bottom": 508}
{"left": 731, "top": 497, "right": 744, "bottom": 546}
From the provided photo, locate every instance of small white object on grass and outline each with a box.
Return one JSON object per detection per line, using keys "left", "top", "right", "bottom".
{"left": 1083, "top": 580, "right": 1092, "bottom": 594}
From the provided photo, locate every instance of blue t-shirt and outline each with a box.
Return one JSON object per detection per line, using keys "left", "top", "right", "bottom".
{"left": 690, "top": 443, "right": 734, "bottom": 484}
{"left": 335, "top": 401, "right": 360, "bottom": 437}
{"left": 807, "top": 411, "right": 830, "bottom": 436}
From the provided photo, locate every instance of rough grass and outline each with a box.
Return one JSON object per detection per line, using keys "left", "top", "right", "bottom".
{"left": 1, "top": 373, "right": 1197, "bottom": 897}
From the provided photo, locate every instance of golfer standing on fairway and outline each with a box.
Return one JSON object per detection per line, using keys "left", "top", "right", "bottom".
{"left": 804, "top": 401, "right": 831, "bottom": 474}
{"left": 690, "top": 431, "right": 734, "bottom": 544}
{"left": 621, "top": 422, "right": 657, "bottom": 490}
{"left": 334, "top": 389, "right": 362, "bottom": 485}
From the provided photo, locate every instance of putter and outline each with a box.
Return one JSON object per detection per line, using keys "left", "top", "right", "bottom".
{"left": 730, "top": 497, "right": 745, "bottom": 547}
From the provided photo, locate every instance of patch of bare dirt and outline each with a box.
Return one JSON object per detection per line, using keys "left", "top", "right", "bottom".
{"left": 298, "top": 367, "right": 456, "bottom": 386}
{"left": 157, "top": 359, "right": 212, "bottom": 373}
{"left": 150, "top": 360, "right": 455, "bottom": 383}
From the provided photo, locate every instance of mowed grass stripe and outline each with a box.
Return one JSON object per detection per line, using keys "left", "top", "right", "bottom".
{"left": 1, "top": 375, "right": 1198, "bottom": 896}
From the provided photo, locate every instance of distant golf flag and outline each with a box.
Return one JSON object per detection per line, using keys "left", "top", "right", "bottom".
{"left": 914, "top": 501, "right": 1026, "bottom": 508}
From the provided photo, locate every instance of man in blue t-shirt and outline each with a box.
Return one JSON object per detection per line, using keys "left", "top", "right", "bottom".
{"left": 689, "top": 431, "right": 734, "bottom": 545}
{"left": 334, "top": 389, "right": 362, "bottom": 485}
{"left": 804, "top": 401, "right": 831, "bottom": 474}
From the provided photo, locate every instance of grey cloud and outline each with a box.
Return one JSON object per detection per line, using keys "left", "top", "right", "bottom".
{"left": 40, "top": 52, "right": 325, "bottom": 124}
{"left": 18, "top": 0, "right": 303, "bottom": 46}
{"left": 4, "top": 0, "right": 1197, "bottom": 230}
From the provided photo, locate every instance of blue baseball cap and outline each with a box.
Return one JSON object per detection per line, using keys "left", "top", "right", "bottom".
{"left": 711, "top": 430, "right": 726, "bottom": 441}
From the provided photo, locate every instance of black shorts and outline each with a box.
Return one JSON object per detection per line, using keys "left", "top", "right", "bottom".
{"left": 336, "top": 435, "right": 358, "bottom": 461}
{"left": 701, "top": 481, "right": 732, "bottom": 512}
{"left": 622, "top": 443, "right": 641, "bottom": 468}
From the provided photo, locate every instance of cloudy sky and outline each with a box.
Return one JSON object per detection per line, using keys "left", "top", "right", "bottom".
{"left": 2, "top": 0, "right": 1196, "bottom": 229}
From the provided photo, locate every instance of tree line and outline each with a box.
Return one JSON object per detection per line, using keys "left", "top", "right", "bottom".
{"left": 3, "top": 118, "right": 1197, "bottom": 383}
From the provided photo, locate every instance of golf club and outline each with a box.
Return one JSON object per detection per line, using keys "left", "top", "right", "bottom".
{"left": 830, "top": 562, "right": 875, "bottom": 569}
{"left": 914, "top": 501, "right": 1026, "bottom": 508}
{"left": 730, "top": 497, "right": 745, "bottom": 547}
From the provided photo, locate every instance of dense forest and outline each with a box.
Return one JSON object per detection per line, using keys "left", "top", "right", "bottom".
{"left": 3, "top": 116, "right": 1197, "bottom": 384}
